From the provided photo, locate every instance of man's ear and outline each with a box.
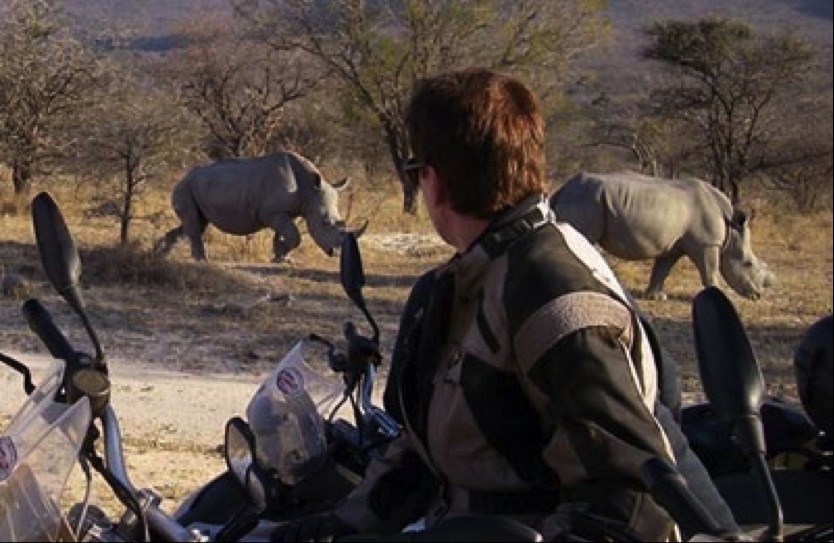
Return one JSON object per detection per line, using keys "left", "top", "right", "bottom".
{"left": 425, "top": 166, "right": 447, "bottom": 204}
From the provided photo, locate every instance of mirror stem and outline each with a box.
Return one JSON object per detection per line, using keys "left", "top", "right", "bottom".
{"left": 79, "top": 310, "right": 105, "bottom": 370}
{"left": 752, "top": 454, "right": 783, "bottom": 542}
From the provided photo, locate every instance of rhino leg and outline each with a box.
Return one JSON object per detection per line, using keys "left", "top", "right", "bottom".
{"left": 167, "top": 187, "right": 210, "bottom": 261}
{"left": 270, "top": 217, "right": 301, "bottom": 263}
{"left": 185, "top": 223, "right": 208, "bottom": 261}
{"left": 692, "top": 245, "right": 721, "bottom": 290}
{"left": 177, "top": 212, "right": 209, "bottom": 261}
{"left": 645, "top": 254, "right": 683, "bottom": 300}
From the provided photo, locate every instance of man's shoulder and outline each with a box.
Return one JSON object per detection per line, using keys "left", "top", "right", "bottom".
{"left": 507, "top": 224, "right": 598, "bottom": 281}
{"left": 410, "top": 269, "right": 437, "bottom": 295}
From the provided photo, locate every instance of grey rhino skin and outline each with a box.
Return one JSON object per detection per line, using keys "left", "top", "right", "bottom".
{"left": 155, "top": 151, "right": 354, "bottom": 262}
{"left": 549, "top": 171, "right": 775, "bottom": 300}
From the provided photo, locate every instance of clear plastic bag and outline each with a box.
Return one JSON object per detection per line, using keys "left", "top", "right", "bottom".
{"left": 246, "top": 341, "right": 342, "bottom": 485}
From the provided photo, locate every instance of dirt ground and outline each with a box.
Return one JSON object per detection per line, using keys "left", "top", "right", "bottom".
{"left": 1, "top": 210, "right": 832, "bottom": 529}
{"left": 0, "top": 351, "right": 257, "bottom": 519}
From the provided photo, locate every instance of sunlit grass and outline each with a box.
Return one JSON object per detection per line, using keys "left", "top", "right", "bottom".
{"left": 1, "top": 172, "right": 832, "bottom": 406}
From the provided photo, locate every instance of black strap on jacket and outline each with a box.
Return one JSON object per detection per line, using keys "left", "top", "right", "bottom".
{"left": 480, "top": 203, "right": 548, "bottom": 258}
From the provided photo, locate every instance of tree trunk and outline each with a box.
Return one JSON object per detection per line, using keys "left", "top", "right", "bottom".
{"left": 120, "top": 162, "right": 136, "bottom": 245}
{"left": 120, "top": 194, "right": 132, "bottom": 245}
{"left": 380, "top": 121, "right": 419, "bottom": 215}
{"left": 402, "top": 180, "right": 418, "bottom": 214}
{"left": 729, "top": 180, "right": 741, "bottom": 206}
{"left": 11, "top": 161, "right": 32, "bottom": 196}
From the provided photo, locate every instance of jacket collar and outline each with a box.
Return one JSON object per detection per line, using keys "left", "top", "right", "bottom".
{"left": 435, "top": 194, "right": 549, "bottom": 298}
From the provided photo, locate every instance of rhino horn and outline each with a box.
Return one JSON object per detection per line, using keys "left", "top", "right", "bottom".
{"left": 332, "top": 177, "right": 350, "bottom": 191}
{"left": 349, "top": 218, "right": 369, "bottom": 239}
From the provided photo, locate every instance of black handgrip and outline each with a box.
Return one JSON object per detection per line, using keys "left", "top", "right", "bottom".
{"left": 344, "top": 321, "right": 381, "bottom": 366}
{"left": 344, "top": 321, "right": 360, "bottom": 343}
{"left": 21, "top": 298, "right": 77, "bottom": 363}
{"left": 640, "top": 457, "right": 726, "bottom": 539}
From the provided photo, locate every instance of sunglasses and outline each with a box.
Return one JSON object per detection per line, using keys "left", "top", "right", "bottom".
{"left": 403, "top": 157, "right": 427, "bottom": 187}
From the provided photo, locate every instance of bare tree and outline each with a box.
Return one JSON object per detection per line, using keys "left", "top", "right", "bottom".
{"left": 232, "top": 0, "right": 607, "bottom": 213}
{"left": 584, "top": 91, "right": 701, "bottom": 179}
{"left": 70, "top": 66, "right": 194, "bottom": 245}
{"left": 0, "top": 0, "right": 102, "bottom": 196}
{"left": 642, "top": 17, "right": 816, "bottom": 204}
{"left": 760, "top": 98, "right": 833, "bottom": 211}
{"left": 163, "top": 13, "right": 322, "bottom": 160}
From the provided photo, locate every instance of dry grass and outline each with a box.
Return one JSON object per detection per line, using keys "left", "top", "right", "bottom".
{"left": 1, "top": 178, "right": 832, "bottom": 406}
{"left": 1, "top": 175, "right": 831, "bottom": 523}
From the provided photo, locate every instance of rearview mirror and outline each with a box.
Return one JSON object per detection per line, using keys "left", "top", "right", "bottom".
{"left": 339, "top": 232, "right": 366, "bottom": 309}
{"left": 691, "top": 288, "right": 785, "bottom": 543}
{"left": 31, "top": 192, "right": 104, "bottom": 365}
{"left": 31, "top": 192, "right": 84, "bottom": 314}
{"left": 224, "top": 417, "right": 266, "bottom": 513}
{"left": 692, "top": 286, "right": 766, "bottom": 456}
{"left": 338, "top": 232, "right": 380, "bottom": 343}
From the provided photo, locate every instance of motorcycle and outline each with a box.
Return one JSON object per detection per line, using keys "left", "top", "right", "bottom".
{"left": 680, "top": 286, "right": 832, "bottom": 542}
{"left": 0, "top": 192, "right": 536, "bottom": 542}
{"left": 0, "top": 191, "right": 830, "bottom": 541}
{"left": 0, "top": 190, "right": 411, "bottom": 542}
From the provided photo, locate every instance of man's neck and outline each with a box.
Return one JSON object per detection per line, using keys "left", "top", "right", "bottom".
{"left": 444, "top": 212, "right": 490, "bottom": 253}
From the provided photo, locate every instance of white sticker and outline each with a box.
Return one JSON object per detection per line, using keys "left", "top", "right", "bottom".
{"left": 275, "top": 367, "right": 304, "bottom": 397}
{"left": 0, "top": 435, "right": 18, "bottom": 482}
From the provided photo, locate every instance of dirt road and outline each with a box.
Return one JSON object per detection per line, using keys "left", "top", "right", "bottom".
{"left": 1, "top": 351, "right": 265, "bottom": 516}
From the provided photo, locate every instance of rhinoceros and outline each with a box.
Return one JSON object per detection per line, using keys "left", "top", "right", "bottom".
{"left": 549, "top": 171, "right": 775, "bottom": 300}
{"left": 154, "top": 151, "right": 365, "bottom": 262}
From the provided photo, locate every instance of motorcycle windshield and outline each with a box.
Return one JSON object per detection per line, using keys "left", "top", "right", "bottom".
{"left": 1, "top": 360, "right": 92, "bottom": 542}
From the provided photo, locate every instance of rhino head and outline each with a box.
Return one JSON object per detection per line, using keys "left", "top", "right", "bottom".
{"left": 720, "top": 209, "right": 775, "bottom": 301}
{"left": 304, "top": 175, "right": 367, "bottom": 256}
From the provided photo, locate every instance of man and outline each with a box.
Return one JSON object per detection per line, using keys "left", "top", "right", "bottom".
{"left": 272, "top": 68, "right": 737, "bottom": 541}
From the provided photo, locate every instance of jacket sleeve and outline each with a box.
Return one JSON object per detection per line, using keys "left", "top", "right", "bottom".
{"left": 383, "top": 270, "right": 435, "bottom": 421}
{"left": 333, "top": 432, "right": 438, "bottom": 533}
{"left": 515, "top": 293, "right": 675, "bottom": 541}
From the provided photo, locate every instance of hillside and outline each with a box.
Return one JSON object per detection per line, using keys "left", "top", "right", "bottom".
{"left": 60, "top": 0, "right": 833, "bottom": 114}
{"left": 62, "top": 0, "right": 832, "bottom": 59}
{"left": 581, "top": 0, "right": 832, "bottom": 97}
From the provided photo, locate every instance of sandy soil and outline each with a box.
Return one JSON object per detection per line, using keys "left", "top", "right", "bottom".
{"left": 0, "top": 232, "right": 448, "bottom": 525}
{"left": 0, "top": 351, "right": 264, "bottom": 519}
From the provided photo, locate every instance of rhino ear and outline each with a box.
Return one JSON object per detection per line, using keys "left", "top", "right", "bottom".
{"left": 332, "top": 177, "right": 350, "bottom": 191}
{"left": 730, "top": 208, "right": 748, "bottom": 230}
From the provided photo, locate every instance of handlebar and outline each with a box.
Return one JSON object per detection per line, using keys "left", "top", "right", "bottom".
{"left": 6, "top": 297, "right": 201, "bottom": 542}
{"left": 336, "top": 322, "right": 399, "bottom": 441}
{"left": 310, "top": 321, "right": 400, "bottom": 454}
{"left": 99, "top": 406, "right": 200, "bottom": 541}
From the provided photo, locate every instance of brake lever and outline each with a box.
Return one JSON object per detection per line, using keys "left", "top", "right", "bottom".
{"left": 0, "top": 351, "right": 36, "bottom": 395}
